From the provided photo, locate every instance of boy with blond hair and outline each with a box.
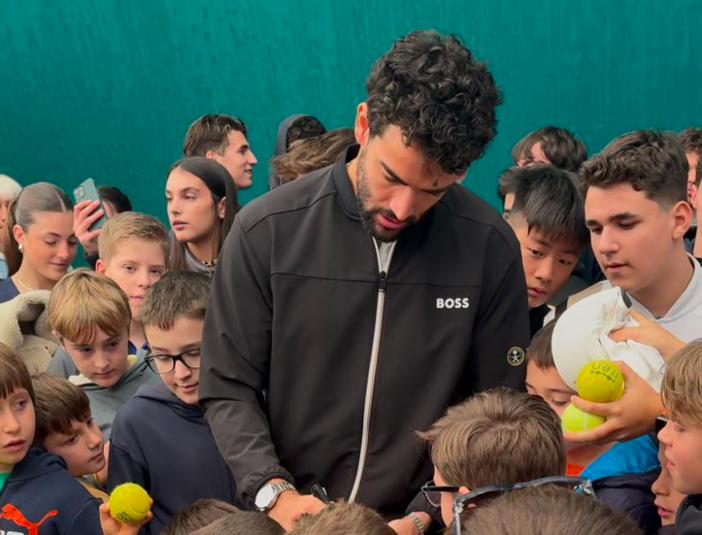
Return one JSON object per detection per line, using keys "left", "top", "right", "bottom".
{"left": 108, "top": 271, "right": 236, "bottom": 534}
{"left": 525, "top": 322, "right": 660, "bottom": 533}
{"left": 419, "top": 387, "right": 566, "bottom": 527}
{"left": 95, "top": 212, "right": 169, "bottom": 351}
{"left": 658, "top": 340, "right": 702, "bottom": 533}
{"left": 290, "top": 501, "right": 394, "bottom": 535}
{"left": 459, "top": 484, "right": 643, "bottom": 535}
{"left": 48, "top": 269, "right": 159, "bottom": 440}
{"left": 190, "top": 512, "right": 282, "bottom": 535}
{"left": 162, "top": 499, "right": 239, "bottom": 535}
{"left": 49, "top": 212, "right": 168, "bottom": 378}
{"left": 32, "top": 373, "right": 109, "bottom": 500}
{"left": 0, "top": 343, "right": 103, "bottom": 534}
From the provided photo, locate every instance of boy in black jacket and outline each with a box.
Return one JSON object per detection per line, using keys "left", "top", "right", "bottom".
{"left": 658, "top": 340, "right": 702, "bottom": 535}
{"left": 0, "top": 343, "right": 102, "bottom": 534}
{"left": 108, "top": 272, "right": 236, "bottom": 534}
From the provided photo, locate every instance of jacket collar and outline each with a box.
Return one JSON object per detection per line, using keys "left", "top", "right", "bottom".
{"left": 332, "top": 145, "right": 362, "bottom": 221}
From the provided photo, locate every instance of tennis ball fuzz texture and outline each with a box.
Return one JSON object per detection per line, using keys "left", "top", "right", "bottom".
{"left": 109, "top": 483, "right": 151, "bottom": 524}
{"left": 576, "top": 360, "right": 625, "bottom": 403}
{"left": 561, "top": 403, "right": 605, "bottom": 433}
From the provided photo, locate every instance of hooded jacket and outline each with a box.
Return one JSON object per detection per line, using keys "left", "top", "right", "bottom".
{"left": 200, "top": 146, "right": 531, "bottom": 516}
{"left": 0, "top": 448, "right": 102, "bottom": 534}
{"left": 582, "top": 434, "right": 661, "bottom": 534}
{"left": 109, "top": 382, "right": 236, "bottom": 535}
{"left": 676, "top": 495, "right": 702, "bottom": 535}
{"left": 70, "top": 354, "right": 161, "bottom": 440}
{"left": 268, "top": 114, "right": 315, "bottom": 190}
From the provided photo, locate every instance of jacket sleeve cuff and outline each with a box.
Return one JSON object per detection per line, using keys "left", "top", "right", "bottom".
{"left": 405, "top": 490, "right": 443, "bottom": 527}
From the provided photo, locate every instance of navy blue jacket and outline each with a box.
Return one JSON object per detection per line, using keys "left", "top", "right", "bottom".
{"left": 0, "top": 448, "right": 101, "bottom": 534}
{"left": 676, "top": 495, "right": 702, "bottom": 535}
{"left": 583, "top": 435, "right": 661, "bottom": 534}
{"left": 108, "top": 382, "right": 237, "bottom": 534}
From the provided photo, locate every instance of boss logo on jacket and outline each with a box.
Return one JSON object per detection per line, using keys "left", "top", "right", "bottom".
{"left": 436, "top": 297, "right": 470, "bottom": 309}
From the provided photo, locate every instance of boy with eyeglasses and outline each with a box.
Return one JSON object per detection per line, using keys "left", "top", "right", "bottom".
{"left": 418, "top": 387, "right": 566, "bottom": 528}
{"left": 108, "top": 272, "right": 237, "bottom": 535}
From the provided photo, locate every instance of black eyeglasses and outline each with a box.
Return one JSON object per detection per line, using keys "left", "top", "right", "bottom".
{"left": 145, "top": 348, "right": 201, "bottom": 374}
{"left": 452, "top": 476, "right": 595, "bottom": 535}
{"left": 421, "top": 482, "right": 461, "bottom": 508}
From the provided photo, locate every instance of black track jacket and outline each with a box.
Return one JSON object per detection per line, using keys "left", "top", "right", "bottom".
{"left": 200, "top": 147, "right": 530, "bottom": 516}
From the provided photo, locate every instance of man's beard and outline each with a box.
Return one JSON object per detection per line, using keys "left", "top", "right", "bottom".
{"left": 355, "top": 151, "right": 417, "bottom": 243}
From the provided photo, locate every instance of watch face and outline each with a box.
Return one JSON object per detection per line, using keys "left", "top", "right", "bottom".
{"left": 255, "top": 485, "right": 276, "bottom": 510}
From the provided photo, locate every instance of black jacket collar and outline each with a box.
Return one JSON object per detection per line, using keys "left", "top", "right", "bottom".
{"left": 332, "top": 144, "right": 362, "bottom": 221}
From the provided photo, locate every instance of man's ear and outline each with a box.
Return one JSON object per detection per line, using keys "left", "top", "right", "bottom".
{"left": 671, "top": 200, "right": 693, "bottom": 240}
{"left": 458, "top": 486, "right": 470, "bottom": 496}
{"left": 95, "top": 258, "right": 106, "bottom": 274}
{"left": 217, "top": 197, "right": 226, "bottom": 220}
{"left": 354, "top": 102, "right": 371, "bottom": 146}
{"left": 205, "top": 150, "right": 220, "bottom": 161}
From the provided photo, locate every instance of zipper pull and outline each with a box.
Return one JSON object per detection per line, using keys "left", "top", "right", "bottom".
{"left": 379, "top": 271, "right": 387, "bottom": 292}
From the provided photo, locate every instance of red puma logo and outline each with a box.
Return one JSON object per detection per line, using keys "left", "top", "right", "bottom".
{"left": 0, "top": 504, "right": 58, "bottom": 535}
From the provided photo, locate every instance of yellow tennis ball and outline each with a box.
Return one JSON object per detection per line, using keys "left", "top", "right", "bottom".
{"left": 576, "top": 360, "right": 625, "bottom": 403}
{"left": 561, "top": 403, "right": 606, "bottom": 433}
{"left": 109, "top": 483, "right": 151, "bottom": 524}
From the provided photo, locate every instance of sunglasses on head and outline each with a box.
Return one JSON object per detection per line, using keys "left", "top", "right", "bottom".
{"left": 451, "top": 476, "right": 595, "bottom": 535}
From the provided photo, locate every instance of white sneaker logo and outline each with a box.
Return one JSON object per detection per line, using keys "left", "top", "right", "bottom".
{"left": 436, "top": 298, "right": 470, "bottom": 309}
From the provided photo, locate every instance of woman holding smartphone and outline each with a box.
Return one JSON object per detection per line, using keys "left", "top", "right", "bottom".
{"left": 166, "top": 157, "right": 238, "bottom": 276}
{"left": 0, "top": 182, "right": 77, "bottom": 303}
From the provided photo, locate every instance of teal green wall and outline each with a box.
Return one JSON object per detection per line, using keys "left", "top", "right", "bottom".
{"left": 1, "top": 0, "right": 700, "bottom": 218}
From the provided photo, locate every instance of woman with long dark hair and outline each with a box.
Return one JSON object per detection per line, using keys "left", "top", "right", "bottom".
{"left": 165, "top": 157, "right": 237, "bottom": 276}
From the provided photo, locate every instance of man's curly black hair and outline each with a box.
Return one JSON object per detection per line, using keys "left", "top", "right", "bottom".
{"left": 365, "top": 30, "right": 503, "bottom": 175}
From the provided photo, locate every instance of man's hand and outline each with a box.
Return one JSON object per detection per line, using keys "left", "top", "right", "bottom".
{"left": 99, "top": 503, "right": 152, "bottom": 535}
{"left": 389, "top": 512, "right": 431, "bottom": 535}
{"left": 564, "top": 361, "right": 662, "bottom": 444}
{"left": 267, "top": 490, "right": 325, "bottom": 531}
{"left": 74, "top": 200, "right": 105, "bottom": 255}
{"left": 609, "top": 310, "right": 685, "bottom": 360}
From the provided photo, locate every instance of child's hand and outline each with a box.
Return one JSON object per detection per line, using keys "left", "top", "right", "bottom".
{"left": 563, "top": 361, "right": 662, "bottom": 444}
{"left": 99, "top": 503, "right": 152, "bottom": 535}
{"left": 609, "top": 310, "right": 685, "bottom": 360}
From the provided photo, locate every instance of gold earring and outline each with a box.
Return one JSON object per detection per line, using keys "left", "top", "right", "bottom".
{"left": 18, "top": 243, "right": 23, "bottom": 254}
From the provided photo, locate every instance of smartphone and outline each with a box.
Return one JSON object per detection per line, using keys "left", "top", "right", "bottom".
{"left": 73, "top": 178, "right": 108, "bottom": 231}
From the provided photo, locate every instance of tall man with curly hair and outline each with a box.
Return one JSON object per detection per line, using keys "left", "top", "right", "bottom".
{"left": 200, "top": 31, "right": 530, "bottom": 533}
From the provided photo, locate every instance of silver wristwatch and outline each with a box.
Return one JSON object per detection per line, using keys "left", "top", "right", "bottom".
{"left": 255, "top": 481, "right": 296, "bottom": 512}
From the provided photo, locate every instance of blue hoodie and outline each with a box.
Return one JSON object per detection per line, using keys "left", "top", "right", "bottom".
{"left": 108, "top": 382, "right": 237, "bottom": 535}
{"left": 0, "top": 448, "right": 102, "bottom": 534}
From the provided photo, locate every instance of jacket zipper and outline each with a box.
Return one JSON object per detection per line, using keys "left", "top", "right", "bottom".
{"left": 348, "top": 239, "right": 396, "bottom": 502}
